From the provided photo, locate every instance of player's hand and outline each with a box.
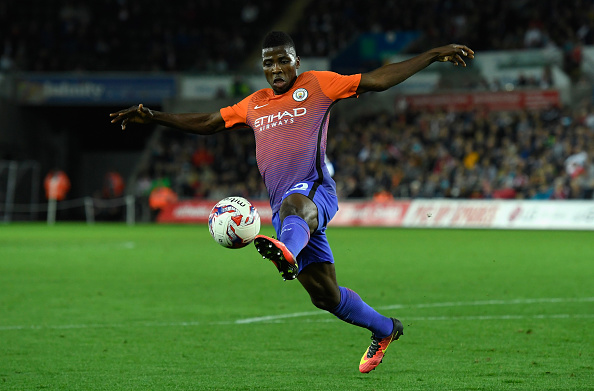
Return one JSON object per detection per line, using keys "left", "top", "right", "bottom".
{"left": 435, "top": 44, "right": 474, "bottom": 67}
{"left": 109, "top": 104, "right": 155, "bottom": 130}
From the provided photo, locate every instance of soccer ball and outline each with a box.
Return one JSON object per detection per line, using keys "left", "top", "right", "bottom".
{"left": 208, "top": 196, "right": 261, "bottom": 249}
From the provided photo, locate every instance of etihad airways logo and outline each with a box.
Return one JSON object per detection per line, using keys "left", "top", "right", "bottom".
{"left": 254, "top": 108, "right": 306, "bottom": 132}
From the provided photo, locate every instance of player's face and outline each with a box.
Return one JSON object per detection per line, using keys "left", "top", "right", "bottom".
{"left": 262, "top": 45, "right": 300, "bottom": 94}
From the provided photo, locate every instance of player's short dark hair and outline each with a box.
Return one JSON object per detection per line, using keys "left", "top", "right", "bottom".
{"left": 262, "top": 31, "right": 295, "bottom": 50}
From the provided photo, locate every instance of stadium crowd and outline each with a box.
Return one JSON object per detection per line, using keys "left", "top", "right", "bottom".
{"left": 293, "top": 0, "right": 593, "bottom": 56}
{"left": 0, "top": 0, "right": 281, "bottom": 72}
{"left": 138, "top": 103, "right": 594, "bottom": 202}
{"left": 1, "top": 0, "right": 592, "bottom": 72}
{"left": 3, "top": 0, "right": 593, "bottom": 203}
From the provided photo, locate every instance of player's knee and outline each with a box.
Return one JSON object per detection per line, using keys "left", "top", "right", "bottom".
{"left": 310, "top": 294, "right": 340, "bottom": 312}
{"left": 280, "top": 201, "right": 300, "bottom": 218}
{"left": 280, "top": 195, "right": 318, "bottom": 231}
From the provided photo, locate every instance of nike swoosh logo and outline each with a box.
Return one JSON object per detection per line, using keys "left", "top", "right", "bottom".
{"left": 254, "top": 104, "right": 268, "bottom": 109}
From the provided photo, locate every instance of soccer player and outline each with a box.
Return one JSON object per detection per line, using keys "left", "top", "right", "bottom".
{"left": 110, "top": 31, "right": 473, "bottom": 373}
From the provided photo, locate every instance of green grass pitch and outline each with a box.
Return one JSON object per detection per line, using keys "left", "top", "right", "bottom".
{"left": 1, "top": 223, "right": 593, "bottom": 390}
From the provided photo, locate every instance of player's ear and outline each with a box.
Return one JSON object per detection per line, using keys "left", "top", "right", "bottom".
{"left": 296, "top": 56, "right": 300, "bottom": 69}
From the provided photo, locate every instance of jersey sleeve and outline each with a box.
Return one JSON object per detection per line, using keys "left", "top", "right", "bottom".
{"left": 312, "top": 71, "right": 361, "bottom": 101}
{"left": 220, "top": 92, "right": 256, "bottom": 129}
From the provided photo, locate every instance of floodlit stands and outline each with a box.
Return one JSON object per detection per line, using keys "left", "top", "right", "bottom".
{"left": 142, "top": 104, "right": 594, "bottom": 202}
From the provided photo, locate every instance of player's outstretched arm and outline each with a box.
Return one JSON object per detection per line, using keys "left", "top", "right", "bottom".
{"left": 109, "top": 104, "right": 227, "bottom": 135}
{"left": 357, "top": 44, "right": 474, "bottom": 94}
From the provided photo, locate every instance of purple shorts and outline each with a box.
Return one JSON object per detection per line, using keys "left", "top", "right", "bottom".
{"left": 271, "top": 182, "right": 339, "bottom": 273}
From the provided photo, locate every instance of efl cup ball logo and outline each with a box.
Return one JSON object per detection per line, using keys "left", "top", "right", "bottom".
{"left": 293, "top": 88, "right": 308, "bottom": 102}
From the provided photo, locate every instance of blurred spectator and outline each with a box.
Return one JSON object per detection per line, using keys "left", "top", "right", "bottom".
{"left": 192, "top": 141, "right": 215, "bottom": 168}
{"left": 102, "top": 171, "right": 125, "bottom": 198}
{"left": 44, "top": 169, "right": 70, "bottom": 201}
{"left": 95, "top": 171, "right": 126, "bottom": 221}
{"left": 565, "top": 150, "right": 588, "bottom": 178}
{"left": 231, "top": 76, "right": 251, "bottom": 98}
{"left": 373, "top": 187, "right": 394, "bottom": 202}
{"left": 149, "top": 186, "right": 178, "bottom": 210}
{"left": 563, "top": 38, "right": 583, "bottom": 82}
{"left": 524, "top": 20, "right": 547, "bottom": 48}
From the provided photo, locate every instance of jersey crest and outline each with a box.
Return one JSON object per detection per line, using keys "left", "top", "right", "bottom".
{"left": 292, "top": 88, "right": 308, "bottom": 102}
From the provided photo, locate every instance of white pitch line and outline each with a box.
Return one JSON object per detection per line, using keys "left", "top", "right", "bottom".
{"left": 1, "top": 313, "right": 593, "bottom": 331}
{"left": 234, "top": 310, "right": 322, "bottom": 324}
{"left": 377, "top": 296, "right": 594, "bottom": 311}
{"left": 286, "top": 313, "right": 594, "bottom": 323}
{"left": 403, "top": 313, "right": 594, "bottom": 321}
{"left": 235, "top": 296, "right": 594, "bottom": 324}
{"left": 1, "top": 297, "right": 593, "bottom": 331}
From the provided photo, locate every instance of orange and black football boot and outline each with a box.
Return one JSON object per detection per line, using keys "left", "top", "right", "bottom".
{"left": 254, "top": 235, "right": 298, "bottom": 281}
{"left": 359, "top": 318, "right": 404, "bottom": 373}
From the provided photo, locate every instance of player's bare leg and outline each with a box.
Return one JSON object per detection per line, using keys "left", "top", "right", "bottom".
{"left": 278, "top": 193, "right": 318, "bottom": 229}
{"left": 255, "top": 193, "right": 403, "bottom": 372}
{"left": 297, "top": 261, "right": 341, "bottom": 310}
{"left": 298, "top": 262, "right": 403, "bottom": 373}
